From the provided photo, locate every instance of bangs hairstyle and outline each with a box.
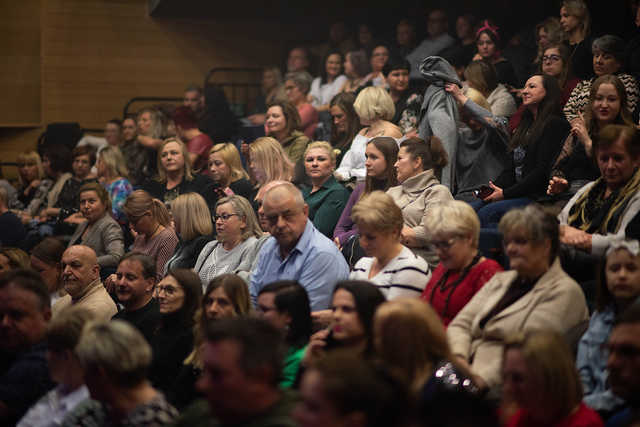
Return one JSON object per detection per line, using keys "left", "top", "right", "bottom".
{"left": 351, "top": 191, "right": 403, "bottom": 234}
{"left": 123, "top": 190, "right": 172, "bottom": 227}
{"left": 504, "top": 331, "right": 582, "bottom": 420}
{"left": 137, "top": 107, "right": 164, "bottom": 139}
{"left": 304, "top": 141, "right": 336, "bottom": 165}
{"left": 79, "top": 182, "right": 112, "bottom": 214}
{"left": 156, "top": 138, "right": 193, "bottom": 182}
{"left": 204, "top": 273, "right": 252, "bottom": 317}
{"left": 593, "top": 125, "right": 640, "bottom": 159}
{"left": 584, "top": 75, "right": 634, "bottom": 135}
{"left": 498, "top": 203, "right": 559, "bottom": 263}
{"left": 539, "top": 44, "right": 571, "bottom": 88}
{"left": 171, "top": 192, "right": 213, "bottom": 241}
{"left": 562, "top": 0, "right": 591, "bottom": 37}
{"left": 215, "top": 195, "right": 263, "bottom": 240}
{"left": 209, "top": 143, "right": 249, "bottom": 182}
{"left": 365, "top": 137, "right": 398, "bottom": 194}
{"left": 72, "top": 145, "right": 97, "bottom": 166}
{"left": 249, "top": 137, "right": 295, "bottom": 186}
{"left": 99, "top": 146, "right": 129, "bottom": 180}
{"left": 266, "top": 101, "right": 301, "bottom": 137}
{"left": 16, "top": 151, "right": 45, "bottom": 186}
{"left": 354, "top": 86, "right": 395, "bottom": 122}
{"left": 464, "top": 60, "right": 498, "bottom": 96}
{"left": 423, "top": 200, "right": 480, "bottom": 248}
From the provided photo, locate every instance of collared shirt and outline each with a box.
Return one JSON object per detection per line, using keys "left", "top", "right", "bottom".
{"left": 249, "top": 220, "right": 349, "bottom": 311}
{"left": 577, "top": 305, "right": 625, "bottom": 412}
{"left": 301, "top": 175, "right": 350, "bottom": 238}
{"left": 17, "top": 385, "right": 89, "bottom": 427}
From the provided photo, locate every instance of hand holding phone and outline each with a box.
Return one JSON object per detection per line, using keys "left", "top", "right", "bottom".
{"left": 474, "top": 185, "right": 494, "bottom": 199}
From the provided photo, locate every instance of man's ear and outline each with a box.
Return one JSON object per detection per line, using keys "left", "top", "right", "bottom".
{"left": 303, "top": 204, "right": 309, "bottom": 217}
{"left": 93, "top": 263, "right": 101, "bottom": 280}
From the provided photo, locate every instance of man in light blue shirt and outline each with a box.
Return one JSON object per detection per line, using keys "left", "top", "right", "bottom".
{"left": 249, "top": 183, "right": 349, "bottom": 311}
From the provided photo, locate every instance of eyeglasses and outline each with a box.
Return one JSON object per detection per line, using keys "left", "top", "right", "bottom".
{"left": 542, "top": 54, "right": 561, "bottom": 63}
{"left": 156, "top": 285, "right": 182, "bottom": 296}
{"left": 215, "top": 213, "right": 239, "bottom": 222}
{"left": 431, "top": 236, "right": 461, "bottom": 251}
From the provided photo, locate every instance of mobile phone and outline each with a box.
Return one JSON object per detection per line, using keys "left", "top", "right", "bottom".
{"left": 474, "top": 185, "right": 494, "bottom": 199}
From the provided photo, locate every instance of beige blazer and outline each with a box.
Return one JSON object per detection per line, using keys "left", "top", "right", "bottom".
{"left": 52, "top": 278, "right": 117, "bottom": 321}
{"left": 447, "top": 258, "right": 589, "bottom": 389}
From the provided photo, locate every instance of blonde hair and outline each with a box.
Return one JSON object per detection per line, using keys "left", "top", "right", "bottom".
{"left": 137, "top": 108, "right": 164, "bottom": 139}
{"left": 171, "top": 193, "right": 213, "bottom": 241}
{"left": 351, "top": 191, "right": 403, "bottom": 234}
{"left": 123, "top": 190, "right": 172, "bottom": 227}
{"left": 47, "top": 306, "right": 96, "bottom": 352}
{"left": 423, "top": 200, "right": 480, "bottom": 248}
{"left": 303, "top": 141, "right": 336, "bottom": 165}
{"left": 354, "top": 86, "right": 395, "bottom": 122}
{"left": 99, "top": 146, "right": 129, "bottom": 180}
{"left": 0, "top": 247, "right": 30, "bottom": 270}
{"left": 504, "top": 331, "right": 583, "bottom": 420}
{"left": 249, "top": 137, "right": 295, "bottom": 186}
{"left": 465, "top": 87, "right": 491, "bottom": 111}
{"left": 374, "top": 298, "right": 454, "bottom": 393}
{"left": 209, "top": 143, "right": 249, "bottom": 182}
{"left": 216, "top": 195, "right": 263, "bottom": 240}
{"left": 16, "top": 151, "right": 44, "bottom": 187}
{"left": 156, "top": 138, "right": 193, "bottom": 182}
{"left": 561, "top": 0, "right": 590, "bottom": 38}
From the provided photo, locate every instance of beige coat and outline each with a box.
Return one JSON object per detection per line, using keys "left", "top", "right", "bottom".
{"left": 52, "top": 278, "right": 117, "bottom": 321}
{"left": 386, "top": 169, "right": 453, "bottom": 268}
{"left": 447, "top": 258, "right": 589, "bottom": 389}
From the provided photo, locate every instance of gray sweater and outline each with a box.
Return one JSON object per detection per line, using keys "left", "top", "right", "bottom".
{"left": 68, "top": 213, "right": 124, "bottom": 268}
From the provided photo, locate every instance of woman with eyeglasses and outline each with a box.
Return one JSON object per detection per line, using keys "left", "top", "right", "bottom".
{"left": 194, "top": 195, "right": 263, "bottom": 285}
{"left": 149, "top": 268, "right": 202, "bottom": 396}
{"left": 420, "top": 201, "right": 502, "bottom": 326}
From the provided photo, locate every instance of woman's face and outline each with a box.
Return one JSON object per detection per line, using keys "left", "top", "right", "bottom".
{"left": 358, "top": 225, "right": 399, "bottom": 260}
{"left": 72, "top": 154, "right": 92, "bottom": 180}
{"left": 122, "top": 118, "right": 137, "bottom": 142}
{"left": 160, "top": 141, "right": 185, "bottom": 175}
{"left": 358, "top": 24, "right": 373, "bottom": 45}
{"left": 79, "top": 190, "right": 106, "bottom": 224}
{"left": 129, "top": 210, "right": 152, "bottom": 236}
{"left": 394, "top": 146, "right": 421, "bottom": 183}
{"left": 325, "top": 53, "right": 342, "bottom": 78}
{"left": 330, "top": 105, "right": 348, "bottom": 134}
{"left": 31, "top": 255, "right": 61, "bottom": 294}
{"left": 285, "top": 79, "right": 305, "bottom": 105}
{"left": 331, "top": 289, "right": 365, "bottom": 343}
{"left": 204, "top": 286, "right": 237, "bottom": 320}
{"left": 476, "top": 33, "right": 497, "bottom": 59}
{"left": 541, "top": 47, "right": 564, "bottom": 78}
{"left": 137, "top": 112, "right": 152, "bottom": 136}
{"left": 304, "top": 148, "right": 334, "bottom": 181}
{"left": 208, "top": 152, "right": 231, "bottom": 184}
{"left": 521, "top": 75, "right": 547, "bottom": 109}
{"left": 560, "top": 6, "right": 579, "bottom": 34}
{"left": 215, "top": 202, "right": 246, "bottom": 245}
{"left": 265, "top": 106, "right": 287, "bottom": 137}
{"left": 387, "top": 69, "right": 410, "bottom": 93}
{"left": 262, "top": 70, "right": 278, "bottom": 91}
{"left": 592, "top": 83, "right": 622, "bottom": 125}
{"left": 593, "top": 48, "right": 622, "bottom": 77}
{"left": 18, "top": 158, "right": 39, "bottom": 183}
{"left": 538, "top": 27, "right": 549, "bottom": 49}
{"left": 257, "top": 291, "right": 290, "bottom": 330}
{"left": 596, "top": 136, "right": 640, "bottom": 190}
{"left": 294, "top": 370, "right": 349, "bottom": 427}
{"left": 456, "top": 16, "right": 472, "bottom": 40}
{"left": 156, "top": 275, "right": 185, "bottom": 314}
{"left": 503, "top": 232, "right": 550, "bottom": 277}
{"left": 364, "top": 143, "right": 388, "bottom": 178}
{"left": 432, "top": 233, "right": 476, "bottom": 271}
{"left": 502, "top": 349, "right": 541, "bottom": 411}
{"left": 343, "top": 54, "right": 354, "bottom": 77}
{"left": 606, "top": 248, "right": 640, "bottom": 303}
{"left": 370, "top": 46, "right": 390, "bottom": 73}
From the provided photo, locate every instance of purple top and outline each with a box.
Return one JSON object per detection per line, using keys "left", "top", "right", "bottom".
{"left": 333, "top": 182, "right": 365, "bottom": 245}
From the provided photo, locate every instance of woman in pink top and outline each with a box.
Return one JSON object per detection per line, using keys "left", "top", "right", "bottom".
{"left": 284, "top": 71, "right": 318, "bottom": 139}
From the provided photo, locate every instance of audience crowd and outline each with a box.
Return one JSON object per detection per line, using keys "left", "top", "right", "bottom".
{"left": 3, "top": 1, "right": 640, "bottom": 426}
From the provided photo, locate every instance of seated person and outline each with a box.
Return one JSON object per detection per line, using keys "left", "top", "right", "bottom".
{"left": 421, "top": 201, "right": 502, "bottom": 326}
{"left": 30, "top": 237, "right": 66, "bottom": 305}
{"left": 310, "top": 51, "right": 348, "bottom": 112}
{"left": 246, "top": 67, "right": 285, "bottom": 125}
{"left": 383, "top": 56, "right": 423, "bottom": 136}
{"left": 0, "top": 270, "right": 54, "bottom": 425}
{"left": 17, "top": 306, "right": 93, "bottom": 427}
{"left": 262, "top": 101, "right": 310, "bottom": 164}
{"left": 447, "top": 205, "right": 589, "bottom": 392}
{"left": 63, "top": 320, "right": 178, "bottom": 425}
{"left": 249, "top": 182, "right": 349, "bottom": 311}
{"left": 502, "top": 331, "right": 603, "bottom": 426}
{"left": 173, "top": 106, "right": 214, "bottom": 173}
{"left": 367, "top": 44, "right": 390, "bottom": 87}
{"left": 473, "top": 20, "right": 519, "bottom": 88}
{"left": 208, "top": 143, "right": 254, "bottom": 201}
{"left": 14, "top": 151, "right": 51, "bottom": 219}
{"left": 559, "top": 125, "right": 640, "bottom": 257}
{"left": 335, "top": 86, "right": 402, "bottom": 182}
{"left": 464, "top": 60, "right": 517, "bottom": 118}
{"left": 386, "top": 137, "right": 452, "bottom": 269}
{"left": 406, "top": 8, "right": 455, "bottom": 80}
{"left": 0, "top": 187, "right": 25, "bottom": 247}
{"left": 96, "top": 146, "right": 133, "bottom": 227}
{"left": 301, "top": 141, "right": 350, "bottom": 238}
{"left": 350, "top": 191, "right": 430, "bottom": 299}
{"left": 328, "top": 92, "right": 361, "bottom": 166}
{"left": 284, "top": 71, "right": 319, "bottom": 139}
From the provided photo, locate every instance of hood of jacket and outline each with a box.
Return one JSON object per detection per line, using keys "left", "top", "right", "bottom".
{"left": 419, "top": 56, "right": 462, "bottom": 88}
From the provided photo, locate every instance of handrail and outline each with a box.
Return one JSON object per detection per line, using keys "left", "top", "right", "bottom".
{"left": 204, "top": 67, "right": 263, "bottom": 87}
{"left": 122, "top": 96, "right": 183, "bottom": 118}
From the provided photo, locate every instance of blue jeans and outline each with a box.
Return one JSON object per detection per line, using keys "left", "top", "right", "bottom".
{"left": 470, "top": 198, "right": 532, "bottom": 229}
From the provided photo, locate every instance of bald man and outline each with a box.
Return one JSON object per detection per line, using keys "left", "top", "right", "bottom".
{"left": 249, "top": 183, "right": 349, "bottom": 311}
{"left": 52, "top": 245, "right": 117, "bottom": 321}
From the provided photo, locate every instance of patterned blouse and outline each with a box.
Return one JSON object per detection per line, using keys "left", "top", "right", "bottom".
{"left": 105, "top": 178, "right": 133, "bottom": 225}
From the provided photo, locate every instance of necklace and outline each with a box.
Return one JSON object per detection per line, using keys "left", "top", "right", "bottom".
{"left": 429, "top": 253, "right": 481, "bottom": 319}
